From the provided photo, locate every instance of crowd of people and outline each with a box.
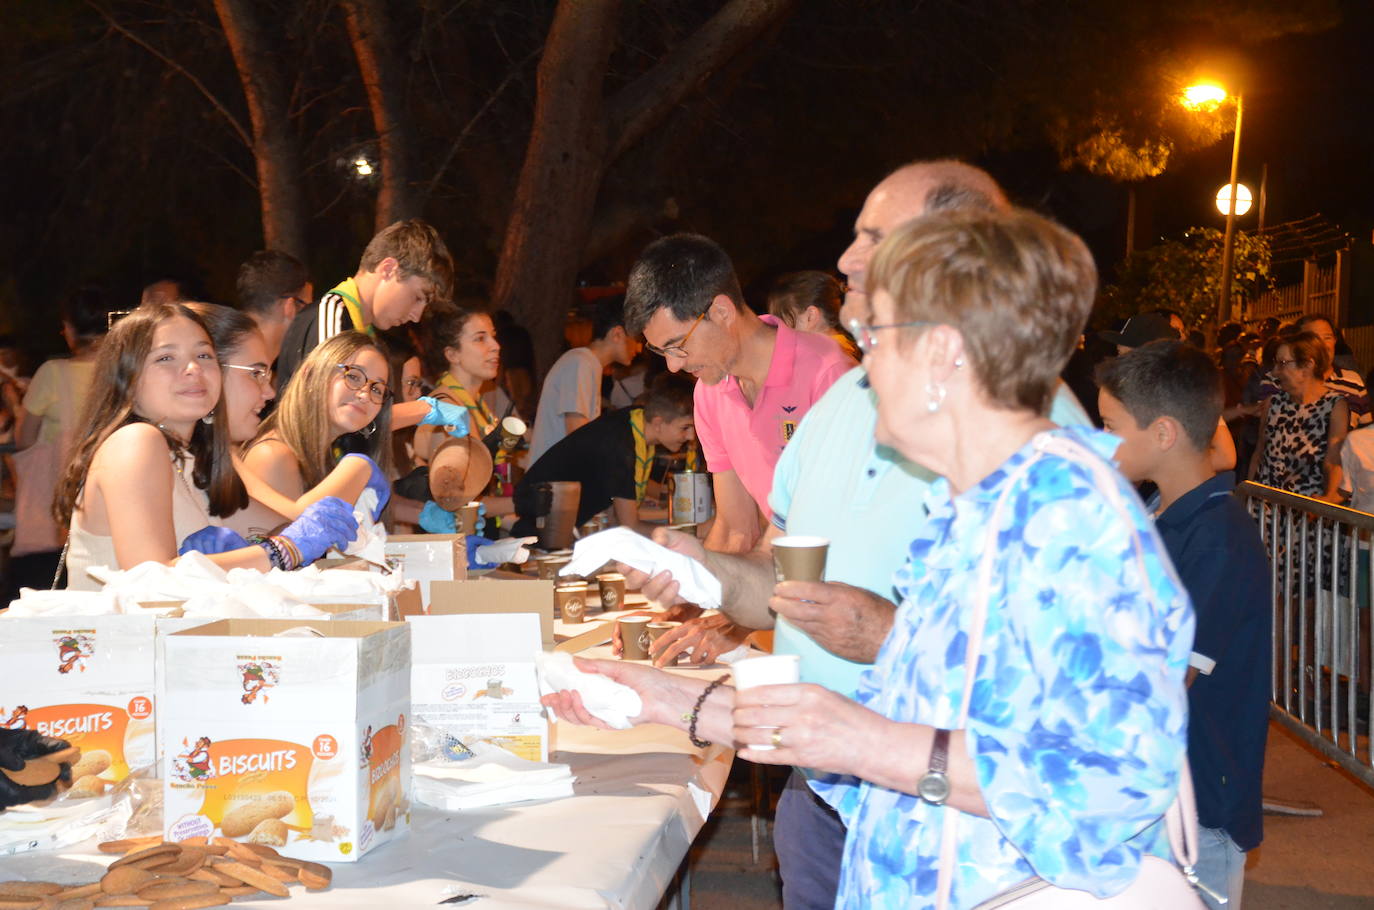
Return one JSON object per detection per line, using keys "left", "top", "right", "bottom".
{"left": 1, "top": 155, "right": 1346, "bottom": 908}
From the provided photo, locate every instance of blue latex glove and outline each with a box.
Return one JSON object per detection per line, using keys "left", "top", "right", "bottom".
{"left": 474, "top": 501, "right": 487, "bottom": 535}
{"left": 419, "top": 501, "right": 456, "bottom": 534}
{"left": 466, "top": 534, "right": 495, "bottom": 569}
{"left": 279, "top": 496, "right": 358, "bottom": 565}
{"left": 341, "top": 453, "right": 391, "bottom": 520}
{"left": 178, "top": 525, "right": 250, "bottom": 556}
{"left": 418, "top": 396, "right": 471, "bottom": 438}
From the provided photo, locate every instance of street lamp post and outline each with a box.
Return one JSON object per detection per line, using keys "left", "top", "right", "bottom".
{"left": 1217, "top": 93, "right": 1244, "bottom": 325}
{"left": 1182, "top": 83, "right": 1245, "bottom": 326}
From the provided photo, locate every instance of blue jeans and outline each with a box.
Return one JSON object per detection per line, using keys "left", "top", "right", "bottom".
{"left": 1194, "top": 826, "right": 1246, "bottom": 910}
{"left": 774, "top": 769, "right": 847, "bottom": 910}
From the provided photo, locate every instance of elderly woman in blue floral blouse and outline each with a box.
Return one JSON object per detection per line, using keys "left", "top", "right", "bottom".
{"left": 544, "top": 209, "right": 1194, "bottom": 909}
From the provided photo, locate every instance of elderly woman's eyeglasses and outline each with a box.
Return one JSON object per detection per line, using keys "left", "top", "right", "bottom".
{"left": 645, "top": 309, "right": 708, "bottom": 359}
{"left": 223, "top": 364, "right": 273, "bottom": 386}
{"left": 847, "top": 318, "right": 934, "bottom": 354}
{"left": 336, "top": 363, "right": 392, "bottom": 404}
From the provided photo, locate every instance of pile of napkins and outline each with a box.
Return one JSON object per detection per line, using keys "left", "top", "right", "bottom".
{"left": 8, "top": 551, "right": 410, "bottom": 618}
{"left": 412, "top": 739, "right": 574, "bottom": 811}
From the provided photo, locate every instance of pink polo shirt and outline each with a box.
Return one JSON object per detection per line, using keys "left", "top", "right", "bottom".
{"left": 693, "top": 316, "right": 857, "bottom": 515}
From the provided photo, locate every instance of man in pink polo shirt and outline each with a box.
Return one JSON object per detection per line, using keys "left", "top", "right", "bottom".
{"left": 624, "top": 233, "right": 856, "bottom": 553}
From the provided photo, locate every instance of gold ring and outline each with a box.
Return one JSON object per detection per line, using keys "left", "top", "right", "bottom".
{"left": 770, "top": 729, "right": 784, "bottom": 748}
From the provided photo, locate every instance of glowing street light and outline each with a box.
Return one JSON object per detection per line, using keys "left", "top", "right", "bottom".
{"left": 1181, "top": 83, "right": 1227, "bottom": 110}
{"left": 353, "top": 156, "right": 374, "bottom": 177}
{"left": 1182, "top": 81, "right": 1244, "bottom": 324}
{"left": 1216, "top": 182, "right": 1253, "bottom": 216}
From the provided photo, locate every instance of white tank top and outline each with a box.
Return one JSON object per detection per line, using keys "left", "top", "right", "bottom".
{"left": 66, "top": 450, "right": 213, "bottom": 590}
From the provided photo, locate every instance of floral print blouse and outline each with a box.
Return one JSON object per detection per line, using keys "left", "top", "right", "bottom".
{"left": 813, "top": 426, "right": 1194, "bottom": 909}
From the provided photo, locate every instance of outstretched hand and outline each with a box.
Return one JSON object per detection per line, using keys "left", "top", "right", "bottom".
{"left": 540, "top": 656, "right": 695, "bottom": 729}
{"left": 615, "top": 527, "right": 707, "bottom": 607}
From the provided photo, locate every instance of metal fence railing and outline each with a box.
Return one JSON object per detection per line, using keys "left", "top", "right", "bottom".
{"left": 1237, "top": 481, "right": 1373, "bottom": 787}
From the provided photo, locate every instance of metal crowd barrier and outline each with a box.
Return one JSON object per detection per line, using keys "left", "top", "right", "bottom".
{"left": 1237, "top": 481, "right": 1373, "bottom": 787}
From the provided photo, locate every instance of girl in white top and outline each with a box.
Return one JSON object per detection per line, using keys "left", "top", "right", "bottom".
{"left": 54, "top": 304, "right": 357, "bottom": 589}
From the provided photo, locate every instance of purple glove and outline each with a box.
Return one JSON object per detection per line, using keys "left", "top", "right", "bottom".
{"left": 279, "top": 496, "right": 359, "bottom": 566}
{"left": 341, "top": 453, "right": 391, "bottom": 520}
{"left": 178, "top": 525, "right": 250, "bottom": 556}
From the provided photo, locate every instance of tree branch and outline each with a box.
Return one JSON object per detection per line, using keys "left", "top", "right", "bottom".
{"left": 603, "top": 0, "right": 794, "bottom": 162}
{"left": 87, "top": 0, "right": 252, "bottom": 150}
{"left": 423, "top": 45, "right": 541, "bottom": 203}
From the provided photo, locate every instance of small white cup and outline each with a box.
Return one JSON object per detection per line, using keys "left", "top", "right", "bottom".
{"left": 731, "top": 654, "right": 801, "bottom": 751}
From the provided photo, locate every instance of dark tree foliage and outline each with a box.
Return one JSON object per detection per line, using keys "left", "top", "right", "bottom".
{"left": 0, "top": 0, "right": 1342, "bottom": 353}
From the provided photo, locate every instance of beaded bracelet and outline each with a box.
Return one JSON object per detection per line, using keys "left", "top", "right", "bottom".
{"left": 682, "top": 674, "right": 730, "bottom": 748}
{"left": 252, "top": 535, "right": 286, "bottom": 571}
{"left": 275, "top": 535, "right": 302, "bottom": 570}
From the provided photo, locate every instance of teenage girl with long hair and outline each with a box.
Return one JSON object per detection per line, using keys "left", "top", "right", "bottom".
{"left": 54, "top": 303, "right": 357, "bottom": 589}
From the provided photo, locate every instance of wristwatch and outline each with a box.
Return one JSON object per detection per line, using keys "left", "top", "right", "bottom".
{"left": 917, "top": 728, "right": 951, "bottom": 805}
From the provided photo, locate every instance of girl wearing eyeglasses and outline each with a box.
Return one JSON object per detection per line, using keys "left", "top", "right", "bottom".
{"left": 241, "top": 332, "right": 394, "bottom": 520}
{"left": 54, "top": 303, "right": 358, "bottom": 589}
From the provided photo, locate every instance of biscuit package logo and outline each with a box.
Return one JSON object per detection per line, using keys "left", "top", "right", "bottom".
{"left": 364, "top": 717, "right": 408, "bottom": 839}
{"left": 168, "top": 736, "right": 317, "bottom": 846}
{"left": 236, "top": 659, "right": 281, "bottom": 704}
{"left": 54, "top": 630, "right": 95, "bottom": 675}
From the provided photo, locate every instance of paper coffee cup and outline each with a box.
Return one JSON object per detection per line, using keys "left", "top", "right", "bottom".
{"left": 555, "top": 583, "right": 589, "bottom": 623}
{"left": 457, "top": 501, "right": 482, "bottom": 535}
{"left": 597, "top": 573, "right": 626, "bottom": 610}
{"left": 731, "top": 654, "right": 801, "bottom": 751}
{"left": 771, "top": 535, "right": 829, "bottom": 583}
{"left": 618, "top": 616, "right": 652, "bottom": 660}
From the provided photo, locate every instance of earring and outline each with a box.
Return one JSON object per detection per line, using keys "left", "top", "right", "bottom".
{"left": 953, "top": 357, "right": 965, "bottom": 369}
{"left": 361, "top": 422, "right": 377, "bottom": 438}
{"left": 925, "top": 381, "right": 946, "bottom": 413}
{"left": 201, "top": 411, "right": 215, "bottom": 425}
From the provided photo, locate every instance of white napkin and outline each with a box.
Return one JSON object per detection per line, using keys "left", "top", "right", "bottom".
{"left": 6, "top": 589, "right": 119, "bottom": 616}
{"left": 475, "top": 536, "right": 537, "bottom": 566}
{"left": 535, "top": 651, "right": 642, "bottom": 730}
{"left": 559, "top": 528, "right": 722, "bottom": 611}
{"left": 341, "top": 488, "right": 387, "bottom": 565}
{"left": 412, "top": 740, "right": 573, "bottom": 811}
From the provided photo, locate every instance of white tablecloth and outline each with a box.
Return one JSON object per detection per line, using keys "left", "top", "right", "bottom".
{"left": 0, "top": 618, "right": 735, "bottom": 909}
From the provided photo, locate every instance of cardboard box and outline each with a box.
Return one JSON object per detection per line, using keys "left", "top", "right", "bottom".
{"left": 427, "top": 578, "right": 555, "bottom": 649}
{"left": 160, "top": 619, "right": 411, "bottom": 862}
{"left": 0, "top": 614, "right": 165, "bottom": 787}
{"left": 383, "top": 534, "right": 467, "bottom": 608}
{"left": 406, "top": 614, "right": 548, "bottom": 762}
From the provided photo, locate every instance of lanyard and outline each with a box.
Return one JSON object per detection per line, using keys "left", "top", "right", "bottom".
{"left": 437, "top": 372, "right": 498, "bottom": 438}
{"left": 330, "top": 278, "right": 374, "bottom": 337}
{"left": 630, "top": 407, "right": 655, "bottom": 503}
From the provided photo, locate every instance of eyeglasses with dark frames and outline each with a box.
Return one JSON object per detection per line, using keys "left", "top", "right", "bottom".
{"left": 336, "top": 363, "right": 392, "bottom": 404}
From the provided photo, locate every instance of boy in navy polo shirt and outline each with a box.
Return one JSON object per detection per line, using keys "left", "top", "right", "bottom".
{"left": 1097, "top": 341, "right": 1271, "bottom": 910}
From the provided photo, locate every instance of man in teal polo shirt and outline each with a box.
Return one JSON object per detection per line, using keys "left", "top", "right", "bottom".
{"left": 624, "top": 160, "right": 1090, "bottom": 910}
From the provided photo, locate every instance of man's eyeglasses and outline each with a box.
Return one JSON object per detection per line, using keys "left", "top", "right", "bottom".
{"left": 847, "top": 318, "right": 934, "bottom": 354}
{"left": 336, "top": 363, "right": 392, "bottom": 404}
{"left": 645, "top": 309, "right": 708, "bottom": 359}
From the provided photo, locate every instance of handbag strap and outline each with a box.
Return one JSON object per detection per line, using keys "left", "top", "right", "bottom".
{"left": 934, "top": 433, "right": 1197, "bottom": 909}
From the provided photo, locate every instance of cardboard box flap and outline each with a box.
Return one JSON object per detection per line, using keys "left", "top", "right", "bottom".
{"left": 168, "top": 618, "right": 403, "bottom": 640}
{"left": 428, "top": 579, "right": 554, "bottom": 648}
{"left": 407, "top": 613, "right": 541, "bottom": 663}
